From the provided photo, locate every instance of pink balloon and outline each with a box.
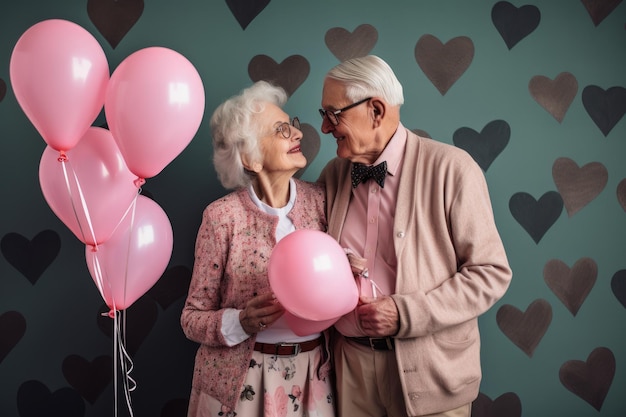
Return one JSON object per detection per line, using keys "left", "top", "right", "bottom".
{"left": 85, "top": 195, "right": 173, "bottom": 311}
{"left": 10, "top": 19, "right": 109, "bottom": 151}
{"left": 39, "top": 127, "right": 138, "bottom": 245}
{"left": 284, "top": 312, "right": 339, "bottom": 337}
{"left": 268, "top": 230, "right": 358, "bottom": 321}
{"left": 105, "top": 46, "right": 205, "bottom": 180}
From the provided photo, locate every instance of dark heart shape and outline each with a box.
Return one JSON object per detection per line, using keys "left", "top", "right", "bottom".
{"left": 161, "top": 398, "right": 190, "bottom": 417}
{"left": 617, "top": 178, "right": 626, "bottom": 212}
{"left": 415, "top": 34, "right": 474, "bottom": 95}
{"left": 0, "top": 78, "right": 6, "bottom": 102}
{"left": 544, "top": 258, "right": 597, "bottom": 316}
{"left": 62, "top": 354, "right": 112, "bottom": 404}
{"left": 248, "top": 54, "right": 310, "bottom": 97}
{"left": 0, "top": 311, "right": 26, "bottom": 365}
{"left": 611, "top": 269, "right": 626, "bottom": 308}
{"left": 496, "top": 299, "right": 552, "bottom": 357}
{"left": 325, "top": 24, "right": 378, "bottom": 62}
{"left": 17, "top": 380, "right": 85, "bottom": 417}
{"left": 559, "top": 347, "right": 615, "bottom": 411}
{"left": 491, "top": 1, "right": 541, "bottom": 50}
{"left": 295, "top": 123, "right": 321, "bottom": 179}
{"left": 581, "top": 0, "right": 623, "bottom": 26}
{"left": 87, "top": 0, "right": 144, "bottom": 49}
{"left": 146, "top": 265, "right": 192, "bottom": 310}
{"left": 97, "top": 297, "right": 158, "bottom": 356}
{"left": 1, "top": 230, "right": 61, "bottom": 284}
{"left": 509, "top": 191, "right": 563, "bottom": 244}
{"left": 453, "top": 119, "right": 510, "bottom": 171}
{"left": 410, "top": 128, "right": 431, "bottom": 139}
{"left": 552, "top": 157, "right": 608, "bottom": 217}
{"left": 582, "top": 85, "right": 626, "bottom": 137}
{"left": 226, "top": 0, "right": 270, "bottom": 30}
{"left": 529, "top": 72, "right": 578, "bottom": 123}
{"left": 471, "top": 392, "right": 522, "bottom": 417}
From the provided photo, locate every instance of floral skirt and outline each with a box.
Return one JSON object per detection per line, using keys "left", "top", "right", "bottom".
{"left": 189, "top": 346, "right": 335, "bottom": 417}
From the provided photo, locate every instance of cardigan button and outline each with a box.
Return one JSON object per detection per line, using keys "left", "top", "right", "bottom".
{"left": 397, "top": 231, "right": 405, "bottom": 238}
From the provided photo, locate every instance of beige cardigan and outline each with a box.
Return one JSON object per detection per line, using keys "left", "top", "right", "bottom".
{"left": 318, "top": 129, "right": 512, "bottom": 415}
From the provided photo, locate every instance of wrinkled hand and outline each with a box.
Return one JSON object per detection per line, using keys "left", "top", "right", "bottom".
{"left": 357, "top": 295, "right": 399, "bottom": 337}
{"left": 239, "top": 293, "right": 285, "bottom": 335}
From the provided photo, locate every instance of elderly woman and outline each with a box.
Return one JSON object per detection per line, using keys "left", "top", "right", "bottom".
{"left": 181, "top": 81, "right": 335, "bottom": 417}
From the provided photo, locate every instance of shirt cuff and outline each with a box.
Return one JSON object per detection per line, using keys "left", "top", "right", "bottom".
{"left": 221, "top": 308, "right": 251, "bottom": 346}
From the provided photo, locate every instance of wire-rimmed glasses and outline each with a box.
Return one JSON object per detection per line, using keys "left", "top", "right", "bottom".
{"left": 275, "top": 117, "right": 301, "bottom": 139}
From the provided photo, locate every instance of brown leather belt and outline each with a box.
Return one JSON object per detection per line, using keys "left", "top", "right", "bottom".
{"left": 254, "top": 337, "right": 322, "bottom": 356}
{"left": 347, "top": 336, "right": 395, "bottom": 351}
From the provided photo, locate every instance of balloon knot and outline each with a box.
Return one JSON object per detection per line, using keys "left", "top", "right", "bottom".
{"left": 134, "top": 177, "right": 146, "bottom": 188}
{"left": 57, "top": 151, "right": 68, "bottom": 162}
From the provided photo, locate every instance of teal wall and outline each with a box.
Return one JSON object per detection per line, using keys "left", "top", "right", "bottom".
{"left": 1, "top": 1, "right": 625, "bottom": 416}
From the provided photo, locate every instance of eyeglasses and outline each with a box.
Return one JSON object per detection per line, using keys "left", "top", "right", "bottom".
{"left": 319, "top": 97, "right": 372, "bottom": 126}
{"left": 274, "top": 117, "right": 301, "bottom": 139}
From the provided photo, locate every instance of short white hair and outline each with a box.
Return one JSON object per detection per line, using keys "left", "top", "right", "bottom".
{"left": 210, "top": 81, "right": 287, "bottom": 189}
{"left": 326, "top": 55, "right": 404, "bottom": 106}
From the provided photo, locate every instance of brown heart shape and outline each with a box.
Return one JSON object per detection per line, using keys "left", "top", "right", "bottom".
{"left": 0, "top": 78, "right": 6, "bottom": 102}
{"left": 496, "top": 298, "right": 552, "bottom": 357}
{"left": 471, "top": 392, "right": 522, "bottom": 417}
{"left": 87, "top": 0, "right": 144, "bottom": 49}
{"left": 325, "top": 24, "right": 378, "bottom": 62}
{"left": 97, "top": 297, "right": 158, "bottom": 356}
{"left": 552, "top": 157, "right": 608, "bottom": 217}
{"left": 582, "top": 85, "right": 626, "bottom": 137}
{"left": 1, "top": 230, "right": 61, "bottom": 284}
{"left": 248, "top": 54, "right": 310, "bottom": 97}
{"left": 491, "top": 1, "right": 541, "bottom": 50}
{"left": 62, "top": 354, "right": 112, "bottom": 404}
{"left": 617, "top": 178, "right": 626, "bottom": 212}
{"left": 611, "top": 269, "right": 626, "bottom": 308}
{"left": 225, "top": 0, "right": 270, "bottom": 30}
{"left": 0, "top": 311, "right": 26, "bottom": 365}
{"left": 581, "top": 0, "right": 623, "bottom": 26}
{"left": 452, "top": 119, "right": 510, "bottom": 171}
{"left": 543, "top": 257, "right": 597, "bottom": 316}
{"left": 509, "top": 191, "right": 563, "bottom": 244}
{"left": 559, "top": 347, "right": 615, "bottom": 411}
{"left": 415, "top": 35, "right": 474, "bottom": 96}
{"left": 17, "top": 380, "right": 84, "bottom": 417}
{"left": 410, "top": 128, "right": 431, "bottom": 139}
{"left": 146, "top": 265, "right": 192, "bottom": 310}
{"left": 529, "top": 72, "right": 578, "bottom": 123}
{"left": 295, "top": 123, "right": 320, "bottom": 179}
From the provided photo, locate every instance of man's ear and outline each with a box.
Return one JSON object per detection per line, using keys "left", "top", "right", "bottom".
{"left": 372, "top": 99, "right": 385, "bottom": 119}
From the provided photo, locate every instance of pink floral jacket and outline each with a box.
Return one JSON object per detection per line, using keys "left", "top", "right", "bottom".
{"left": 180, "top": 179, "right": 328, "bottom": 410}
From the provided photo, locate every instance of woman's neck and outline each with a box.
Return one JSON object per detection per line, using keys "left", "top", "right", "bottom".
{"left": 252, "top": 173, "right": 293, "bottom": 208}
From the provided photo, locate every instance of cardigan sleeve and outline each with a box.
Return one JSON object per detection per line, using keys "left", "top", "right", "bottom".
{"left": 180, "top": 203, "right": 232, "bottom": 347}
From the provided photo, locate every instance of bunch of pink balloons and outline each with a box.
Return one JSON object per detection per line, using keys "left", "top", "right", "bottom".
{"left": 268, "top": 230, "right": 359, "bottom": 336}
{"left": 10, "top": 19, "right": 205, "bottom": 312}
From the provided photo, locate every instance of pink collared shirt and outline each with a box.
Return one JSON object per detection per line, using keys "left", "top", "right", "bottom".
{"left": 334, "top": 124, "right": 407, "bottom": 336}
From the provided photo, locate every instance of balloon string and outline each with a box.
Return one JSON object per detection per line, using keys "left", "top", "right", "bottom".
{"left": 122, "top": 194, "right": 139, "bottom": 313}
{"left": 110, "top": 309, "right": 136, "bottom": 417}
{"left": 59, "top": 156, "right": 99, "bottom": 248}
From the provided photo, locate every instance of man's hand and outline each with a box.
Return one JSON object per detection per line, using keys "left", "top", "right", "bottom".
{"left": 357, "top": 295, "right": 399, "bottom": 337}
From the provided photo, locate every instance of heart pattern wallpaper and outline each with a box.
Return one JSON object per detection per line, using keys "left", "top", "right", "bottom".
{"left": 0, "top": 1, "right": 624, "bottom": 416}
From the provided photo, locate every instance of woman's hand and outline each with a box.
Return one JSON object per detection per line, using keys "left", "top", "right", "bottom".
{"left": 239, "top": 293, "right": 285, "bottom": 334}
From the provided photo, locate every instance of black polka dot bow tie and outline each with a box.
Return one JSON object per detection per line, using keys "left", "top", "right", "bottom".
{"left": 351, "top": 161, "right": 387, "bottom": 188}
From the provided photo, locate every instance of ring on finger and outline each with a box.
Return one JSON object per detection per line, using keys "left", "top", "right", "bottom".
{"left": 258, "top": 321, "right": 266, "bottom": 330}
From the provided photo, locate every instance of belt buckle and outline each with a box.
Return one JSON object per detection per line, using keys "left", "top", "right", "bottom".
{"left": 277, "top": 342, "right": 301, "bottom": 357}
{"left": 369, "top": 337, "right": 393, "bottom": 350}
